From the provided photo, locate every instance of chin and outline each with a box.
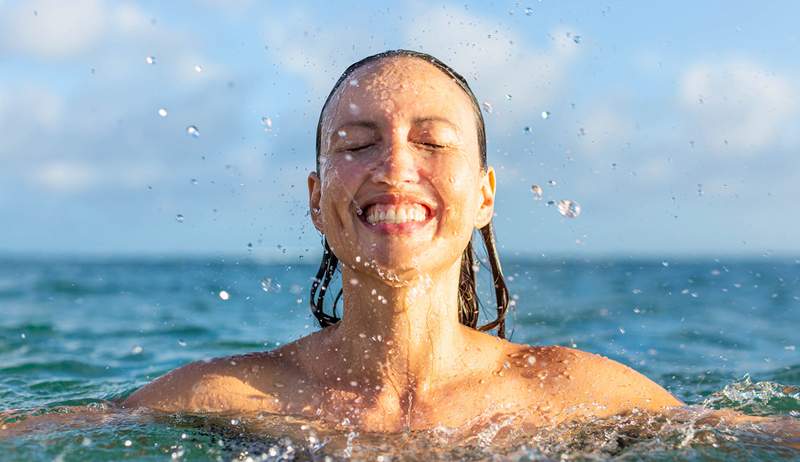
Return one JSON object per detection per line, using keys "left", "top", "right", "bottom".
{"left": 348, "top": 246, "right": 452, "bottom": 286}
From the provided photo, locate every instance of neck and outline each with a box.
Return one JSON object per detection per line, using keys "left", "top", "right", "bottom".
{"left": 324, "top": 258, "right": 468, "bottom": 393}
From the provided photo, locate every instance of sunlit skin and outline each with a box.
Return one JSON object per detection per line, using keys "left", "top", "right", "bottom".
{"left": 122, "top": 56, "right": 684, "bottom": 432}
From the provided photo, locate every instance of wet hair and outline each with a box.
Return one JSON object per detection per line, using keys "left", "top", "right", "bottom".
{"left": 309, "top": 49, "right": 510, "bottom": 337}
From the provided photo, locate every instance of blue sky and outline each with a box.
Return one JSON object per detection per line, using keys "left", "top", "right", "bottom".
{"left": 1, "top": 0, "right": 798, "bottom": 258}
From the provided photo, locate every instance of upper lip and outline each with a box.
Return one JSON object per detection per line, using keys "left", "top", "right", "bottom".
{"left": 358, "top": 192, "right": 437, "bottom": 215}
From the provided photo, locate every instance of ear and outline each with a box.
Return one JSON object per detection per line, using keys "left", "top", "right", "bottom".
{"left": 474, "top": 166, "right": 496, "bottom": 228}
{"left": 308, "top": 171, "right": 325, "bottom": 233}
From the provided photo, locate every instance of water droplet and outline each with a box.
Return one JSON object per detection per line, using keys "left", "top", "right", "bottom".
{"left": 190, "top": 178, "right": 198, "bottom": 185}
{"left": 526, "top": 355, "right": 537, "bottom": 366}
{"left": 261, "top": 117, "right": 272, "bottom": 131}
{"left": 662, "top": 261, "right": 670, "bottom": 267}
{"left": 505, "top": 94, "right": 512, "bottom": 100}
{"left": 546, "top": 200, "right": 556, "bottom": 207}
{"left": 20, "top": 333, "right": 26, "bottom": 339}
{"left": 482, "top": 101, "right": 493, "bottom": 114}
{"left": 194, "top": 64, "right": 203, "bottom": 73}
{"left": 524, "top": 7, "right": 534, "bottom": 15}
{"left": 157, "top": 108, "right": 168, "bottom": 117}
{"left": 131, "top": 345, "right": 143, "bottom": 354}
{"left": 530, "top": 184, "right": 543, "bottom": 200}
{"left": 218, "top": 290, "right": 230, "bottom": 301}
{"left": 186, "top": 125, "right": 200, "bottom": 138}
{"left": 541, "top": 111, "right": 550, "bottom": 119}
{"left": 177, "top": 339, "right": 187, "bottom": 347}
{"left": 230, "top": 418, "right": 240, "bottom": 425}
{"left": 124, "top": 439, "right": 132, "bottom": 447}
{"left": 523, "top": 126, "right": 532, "bottom": 134}
{"left": 348, "top": 102, "right": 360, "bottom": 115}
{"left": 175, "top": 214, "right": 184, "bottom": 223}
{"left": 81, "top": 437, "right": 92, "bottom": 446}
{"left": 557, "top": 199, "right": 581, "bottom": 218}
{"left": 260, "top": 277, "right": 281, "bottom": 293}
{"left": 547, "top": 179, "right": 557, "bottom": 186}
{"left": 337, "top": 130, "right": 347, "bottom": 138}
{"left": 348, "top": 78, "right": 359, "bottom": 87}
{"left": 572, "top": 34, "right": 582, "bottom": 44}
{"left": 145, "top": 56, "right": 156, "bottom": 65}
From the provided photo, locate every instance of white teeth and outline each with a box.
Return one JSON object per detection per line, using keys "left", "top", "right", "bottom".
{"left": 365, "top": 203, "right": 428, "bottom": 225}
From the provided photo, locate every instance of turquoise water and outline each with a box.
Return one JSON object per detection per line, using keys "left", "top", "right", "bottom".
{"left": 1, "top": 256, "right": 798, "bottom": 460}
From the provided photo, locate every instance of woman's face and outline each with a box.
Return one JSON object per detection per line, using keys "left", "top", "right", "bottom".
{"left": 309, "top": 57, "right": 495, "bottom": 284}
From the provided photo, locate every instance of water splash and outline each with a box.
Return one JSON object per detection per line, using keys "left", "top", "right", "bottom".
{"left": 557, "top": 200, "right": 581, "bottom": 218}
{"left": 703, "top": 375, "right": 800, "bottom": 416}
{"left": 530, "top": 184, "right": 543, "bottom": 200}
{"left": 260, "top": 278, "right": 282, "bottom": 293}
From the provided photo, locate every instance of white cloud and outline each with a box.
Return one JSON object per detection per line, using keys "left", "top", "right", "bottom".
{"left": 32, "top": 161, "right": 97, "bottom": 192}
{"left": 0, "top": 84, "right": 63, "bottom": 158}
{"left": 262, "top": 6, "right": 582, "bottom": 125}
{"left": 404, "top": 10, "right": 581, "bottom": 125}
{"left": 679, "top": 59, "right": 798, "bottom": 154}
{"left": 1, "top": 0, "right": 108, "bottom": 58}
{"left": 112, "top": 2, "right": 151, "bottom": 34}
{"left": 262, "top": 8, "right": 361, "bottom": 95}
{"left": 0, "top": 0, "right": 160, "bottom": 59}
{"left": 28, "top": 159, "right": 165, "bottom": 194}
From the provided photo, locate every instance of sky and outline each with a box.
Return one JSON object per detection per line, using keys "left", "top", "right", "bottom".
{"left": 1, "top": 0, "right": 799, "bottom": 258}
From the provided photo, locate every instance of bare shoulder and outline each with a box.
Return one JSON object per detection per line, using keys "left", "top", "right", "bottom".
{"left": 547, "top": 346, "right": 682, "bottom": 414}
{"left": 504, "top": 344, "right": 682, "bottom": 420}
{"left": 121, "top": 350, "right": 288, "bottom": 413}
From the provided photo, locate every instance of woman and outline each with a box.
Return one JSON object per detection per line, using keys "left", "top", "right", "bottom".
{"left": 123, "top": 50, "right": 683, "bottom": 432}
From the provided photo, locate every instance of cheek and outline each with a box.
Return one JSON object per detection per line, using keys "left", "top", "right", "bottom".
{"left": 431, "top": 158, "right": 481, "bottom": 227}
{"left": 319, "top": 157, "right": 366, "bottom": 211}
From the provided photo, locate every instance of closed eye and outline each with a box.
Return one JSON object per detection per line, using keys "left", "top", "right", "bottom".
{"left": 342, "top": 143, "right": 374, "bottom": 152}
{"left": 416, "top": 142, "right": 447, "bottom": 149}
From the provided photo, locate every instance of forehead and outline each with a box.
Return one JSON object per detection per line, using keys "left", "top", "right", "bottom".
{"left": 324, "top": 56, "right": 476, "bottom": 123}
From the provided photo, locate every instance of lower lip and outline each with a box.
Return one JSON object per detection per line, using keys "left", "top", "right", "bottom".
{"left": 357, "top": 211, "right": 434, "bottom": 235}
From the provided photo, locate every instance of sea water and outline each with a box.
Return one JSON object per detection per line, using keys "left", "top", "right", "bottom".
{"left": 0, "top": 256, "right": 798, "bottom": 460}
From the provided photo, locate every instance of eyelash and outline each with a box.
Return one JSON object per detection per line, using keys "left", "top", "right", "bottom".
{"left": 340, "top": 142, "right": 447, "bottom": 153}
{"left": 343, "top": 144, "right": 374, "bottom": 152}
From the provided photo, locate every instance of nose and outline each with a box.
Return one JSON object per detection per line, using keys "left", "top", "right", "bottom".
{"left": 372, "top": 137, "right": 420, "bottom": 186}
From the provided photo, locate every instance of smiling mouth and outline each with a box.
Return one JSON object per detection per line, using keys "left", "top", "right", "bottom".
{"left": 355, "top": 196, "right": 435, "bottom": 232}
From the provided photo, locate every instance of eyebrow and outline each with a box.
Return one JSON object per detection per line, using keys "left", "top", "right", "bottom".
{"left": 412, "top": 116, "right": 459, "bottom": 130}
{"left": 332, "top": 120, "right": 380, "bottom": 134}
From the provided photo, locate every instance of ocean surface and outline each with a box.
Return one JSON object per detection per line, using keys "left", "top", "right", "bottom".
{"left": 0, "top": 256, "right": 798, "bottom": 460}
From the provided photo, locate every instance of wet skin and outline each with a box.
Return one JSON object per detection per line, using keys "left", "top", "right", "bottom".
{"left": 123, "top": 56, "right": 682, "bottom": 431}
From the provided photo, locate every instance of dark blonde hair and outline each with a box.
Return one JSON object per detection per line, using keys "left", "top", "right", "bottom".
{"left": 309, "top": 49, "right": 509, "bottom": 337}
